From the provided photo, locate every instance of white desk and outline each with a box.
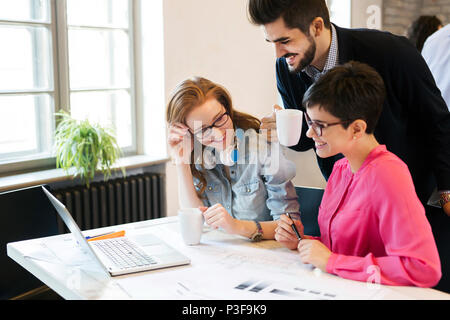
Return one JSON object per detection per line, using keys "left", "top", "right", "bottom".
{"left": 7, "top": 216, "right": 450, "bottom": 300}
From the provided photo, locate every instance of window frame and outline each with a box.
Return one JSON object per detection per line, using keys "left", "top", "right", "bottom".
{"left": 0, "top": 0, "right": 140, "bottom": 175}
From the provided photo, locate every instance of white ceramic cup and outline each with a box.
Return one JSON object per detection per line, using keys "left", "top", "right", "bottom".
{"left": 276, "top": 109, "right": 303, "bottom": 146}
{"left": 178, "top": 208, "right": 204, "bottom": 245}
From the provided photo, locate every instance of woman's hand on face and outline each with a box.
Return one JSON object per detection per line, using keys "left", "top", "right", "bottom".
{"left": 274, "top": 214, "right": 306, "bottom": 250}
{"left": 201, "top": 204, "right": 237, "bottom": 234}
{"left": 167, "top": 123, "right": 193, "bottom": 164}
{"left": 297, "top": 239, "right": 331, "bottom": 272}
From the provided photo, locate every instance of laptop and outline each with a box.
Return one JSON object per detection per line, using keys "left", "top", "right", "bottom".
{"left": 42, "top": 186, "right": 190, "bottom": 276}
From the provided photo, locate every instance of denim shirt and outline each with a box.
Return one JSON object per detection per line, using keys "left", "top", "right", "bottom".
{"left": 194, "top": 130, "right": 299, "bottom": 221}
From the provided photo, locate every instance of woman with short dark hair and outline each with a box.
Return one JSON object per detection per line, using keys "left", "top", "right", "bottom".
{"left": 275, "top": 61, "right": 442, "bottom": 287}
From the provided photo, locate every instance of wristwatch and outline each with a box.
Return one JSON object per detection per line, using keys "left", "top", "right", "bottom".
{"left": 440, "top": 191, "right": 450, "bottom": 208}
{"left": 250, "top": 221, "right": 263, "bottom": 242}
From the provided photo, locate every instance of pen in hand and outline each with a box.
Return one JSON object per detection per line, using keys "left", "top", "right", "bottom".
{"left": 286, "top": 213, "right": 302, "bottom": 241}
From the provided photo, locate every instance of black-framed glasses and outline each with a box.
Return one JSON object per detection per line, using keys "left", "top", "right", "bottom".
{"left": 189, "top": 111, "right": 230, "bottom": 140}
{"left": 304, "top": 112, "right": 351, "bottom": 137}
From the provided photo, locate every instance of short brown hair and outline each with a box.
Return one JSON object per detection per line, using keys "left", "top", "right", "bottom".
{"left": 303, "top": 61, "right": 386, "bottom": 134}
{"left": 248, "top": 0, "right": 331, "bottom": 34}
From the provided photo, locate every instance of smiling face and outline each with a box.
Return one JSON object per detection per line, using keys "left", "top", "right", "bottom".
{"left": 185, "top": 98, "right": 234, "bottom": 151}
{"left": 263, "top": 17, "right": 316, "bottom": 73}
{"left": 305, "top": 105, "right": 354, "bottom": 158}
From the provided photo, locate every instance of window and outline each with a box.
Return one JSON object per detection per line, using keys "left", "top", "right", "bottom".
{"left": 66, "top": 0, "right": 134, "bottom": 150}
{"left": 327, "top": 0, "right": 351, "bottom": 28}
{"left": 0, "top": 0, "right": 54, "bottom": 167}
{"left": 0, "top": 0, "right": 137, "bottom": 173}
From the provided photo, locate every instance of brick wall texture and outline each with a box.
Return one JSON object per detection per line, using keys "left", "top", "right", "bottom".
{"left": 383, "top": 0, "right": 450, "bottom": 36}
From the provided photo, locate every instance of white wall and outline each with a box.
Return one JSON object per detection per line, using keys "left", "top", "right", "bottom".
{"left": 162, "top": 0, "right": 326, "bottom": 216}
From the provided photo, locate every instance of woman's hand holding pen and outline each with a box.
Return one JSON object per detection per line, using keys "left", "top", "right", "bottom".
{"left": 167, "top": 123, "right": 193, "bottom": 165}
{"left": 275, "top": 214, "right": 306, "bottom": 250}
{"left": 275, "top": 214, "right": 331, "bottom": 271}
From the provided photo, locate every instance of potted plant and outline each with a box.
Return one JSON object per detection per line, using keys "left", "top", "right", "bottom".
{"left": 54, "top": 111, "right": 125, "bottom": 187}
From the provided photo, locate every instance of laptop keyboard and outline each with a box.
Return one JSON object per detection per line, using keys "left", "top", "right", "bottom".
{"left": 91, "top": 237, "right": 157, "bottom": 269}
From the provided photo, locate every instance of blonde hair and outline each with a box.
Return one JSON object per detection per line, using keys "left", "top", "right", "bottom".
{"left": 166, "top": 76, "right": 260, "bottom": 197}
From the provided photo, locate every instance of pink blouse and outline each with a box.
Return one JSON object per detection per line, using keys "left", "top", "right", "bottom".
{"left": 319, "top": 145, "right": 441, "bottom": 287}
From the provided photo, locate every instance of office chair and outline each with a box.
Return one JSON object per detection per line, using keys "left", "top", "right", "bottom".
{"left": 0, "top": 185, "right": 62, "bottom": 300}
{"left": 295, "top": 186, "right": 324, "bottom": 237}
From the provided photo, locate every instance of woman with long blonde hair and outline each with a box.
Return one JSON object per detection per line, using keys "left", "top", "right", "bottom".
{"left": 166, "top": 76, "right": 299, "bottom": 240}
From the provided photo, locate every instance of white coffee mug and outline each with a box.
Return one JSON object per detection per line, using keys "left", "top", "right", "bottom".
{"left": 178, "top": 208, "right": 204, "bottom": 245}
{"left": 276, "top": 109, "right": 303, "bottom": 146}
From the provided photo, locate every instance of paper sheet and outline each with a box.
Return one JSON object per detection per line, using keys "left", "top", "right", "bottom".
{"left": 115, "top": 261, "right": 383, "bottom": 300}
{"left": 115, "top": 223, "right": 384, "bottom": 300}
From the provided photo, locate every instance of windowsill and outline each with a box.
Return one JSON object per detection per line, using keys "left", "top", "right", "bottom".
{"left": 0, "top": 155, "right": 169, "bottom": 193}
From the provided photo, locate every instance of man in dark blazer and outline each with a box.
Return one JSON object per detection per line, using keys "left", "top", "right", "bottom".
{"left": 248, "top": 0, "right": 450, "bottom": 215}
{"left": 248, "top": 0, "right": 450, "bottom": 292}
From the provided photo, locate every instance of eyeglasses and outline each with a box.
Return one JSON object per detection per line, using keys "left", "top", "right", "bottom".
{"left": 189, "top": 111, "right": 230, "bottom": 140}
{"left": 304, "top": 112, "right": 351, "bottom": 137}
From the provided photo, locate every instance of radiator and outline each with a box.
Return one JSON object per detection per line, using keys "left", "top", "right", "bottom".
{"left": 52, "top": 173, "right": 166, "bottom": 233}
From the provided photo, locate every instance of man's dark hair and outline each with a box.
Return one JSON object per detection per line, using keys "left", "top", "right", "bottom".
{"left": 302, "top": 61, "right": 386, "bottom": 134}
{"left": 248, "top": 0, "right": 331, "bottom": 34}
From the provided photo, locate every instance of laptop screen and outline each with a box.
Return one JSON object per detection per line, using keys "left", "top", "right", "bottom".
{"left": 42, "top": 186, "right": 110, "bottom": 276}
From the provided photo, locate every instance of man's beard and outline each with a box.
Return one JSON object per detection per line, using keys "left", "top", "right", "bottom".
{"left": 286, "top": 35, "right": 316, "bottom": 74}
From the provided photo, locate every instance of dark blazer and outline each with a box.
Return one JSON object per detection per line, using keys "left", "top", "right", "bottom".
{"left": 276, "top": 24, "right": 450, "bottom": 205}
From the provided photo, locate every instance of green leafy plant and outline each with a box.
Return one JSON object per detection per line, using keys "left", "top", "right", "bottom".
{"left": 54, "top": 111, "right": 125, "bottom": 187}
